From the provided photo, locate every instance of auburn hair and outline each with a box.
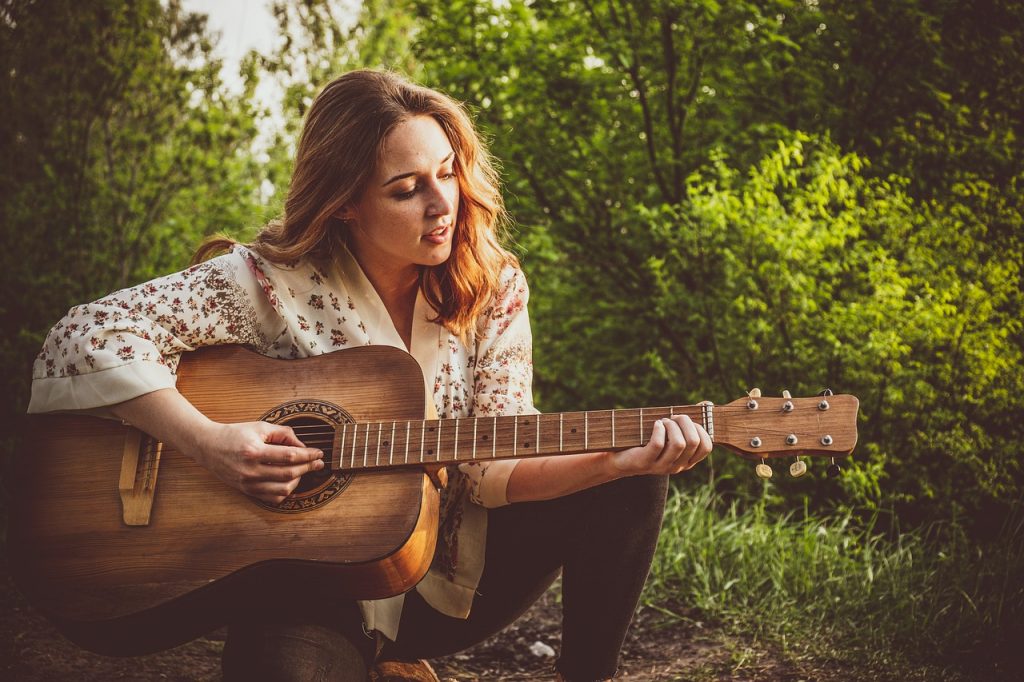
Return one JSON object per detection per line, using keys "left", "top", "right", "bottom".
{"left": 194, "top": 69, "right": 515, "bottom": 337}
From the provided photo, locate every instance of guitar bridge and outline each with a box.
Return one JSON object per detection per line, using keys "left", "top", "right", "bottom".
{"left": 118, "top": 427, "right": 162, "bottom": 526}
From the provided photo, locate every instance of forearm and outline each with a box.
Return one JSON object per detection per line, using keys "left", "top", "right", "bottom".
{"left": 505, "top": 451, "right": 622, "bottom": 503}
{"left": 111, "top": 388, "right": 215, "bottom": 460}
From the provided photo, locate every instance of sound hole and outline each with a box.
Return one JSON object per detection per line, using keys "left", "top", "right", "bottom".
{"left": 282, "top": 415, "right": 335, "bottom": 494}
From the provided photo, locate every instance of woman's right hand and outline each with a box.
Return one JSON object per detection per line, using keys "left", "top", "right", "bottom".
{"left": 112, "top": 388, "right": 324, "bottom": 505}
{"left": 192, "top": 421, "right": 325, "bottom": 505}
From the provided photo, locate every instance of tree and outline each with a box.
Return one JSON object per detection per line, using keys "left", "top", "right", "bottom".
{"left": 0, "top": 0, "right": 264, "bottom": 418}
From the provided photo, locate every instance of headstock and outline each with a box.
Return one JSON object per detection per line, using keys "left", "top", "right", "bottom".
{"left": 714, "top": 389, "right": 859, "bottom": 479}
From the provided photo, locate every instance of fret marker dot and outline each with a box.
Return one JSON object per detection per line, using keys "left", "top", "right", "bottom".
{"left": 482, "top": 435, "right": 489, "bottom": 441}
{"left": 571, "top": 428, "right": 577, "bottom": 433}
{"left": 383, "top": 441, "right": 389, "bottom": 447}
{"left": 427, "top": 449, "right": 433, "bottom": 455}
{"left": 524, "top": 442, "right": 530, "bottom": 448}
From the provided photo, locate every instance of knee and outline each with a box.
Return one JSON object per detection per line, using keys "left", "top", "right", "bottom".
{"left": 602, "top": 473, "right": 669, "bottom": 521}
{"left": 223, "top": 621, "right": 371, "bottom": 682}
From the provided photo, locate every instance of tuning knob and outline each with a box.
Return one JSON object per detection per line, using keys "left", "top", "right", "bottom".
{"left": 755, "top": 459, "right": 773, "bottom": 479}
{"left": 789, "top": 459, "right": 807, "bottom": 477}
{"left": 827, "top": 457, "right": 842, "bottom": 478}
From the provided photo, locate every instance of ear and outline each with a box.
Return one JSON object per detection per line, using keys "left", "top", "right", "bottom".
{"left": 333, "top": 204, "right": 356, "bottom": 222}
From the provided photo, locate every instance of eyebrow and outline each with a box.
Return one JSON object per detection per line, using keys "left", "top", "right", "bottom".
{"left": 381, "top": 151, "right": 456, "bottom": 187}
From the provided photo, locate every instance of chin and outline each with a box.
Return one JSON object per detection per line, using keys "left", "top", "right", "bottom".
{"left": 420, "top": 245, "right": 454, "bottom": 267}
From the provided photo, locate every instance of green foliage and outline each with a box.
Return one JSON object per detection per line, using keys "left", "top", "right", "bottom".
{"left": 0, "top": 0, "right": 266, "bottom": 417}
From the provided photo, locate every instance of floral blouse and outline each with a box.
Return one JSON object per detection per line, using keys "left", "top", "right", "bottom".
{"left": 29, "top": 244, "right": 538, "bottom": 639}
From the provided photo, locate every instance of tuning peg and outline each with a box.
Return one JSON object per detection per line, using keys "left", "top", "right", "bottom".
{"left": 755, "top": 458, "right": 773, "bottom": 479}
{"left": 826, "top": 456, "right": 842, "bottom": 478}
{"left": 747, "top": 387, "right": 761, "bottom": 410}
{"left": 782, "top": 389, "right": 792, "bottom": 399}
{"left": 789, "top": 459, "right": 807, "bottom": 477}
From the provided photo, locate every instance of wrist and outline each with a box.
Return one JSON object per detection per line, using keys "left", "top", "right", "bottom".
{"left": 597, "top": 450, "right": 628, "bottom": 482}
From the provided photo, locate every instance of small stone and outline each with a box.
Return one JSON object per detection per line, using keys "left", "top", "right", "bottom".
{"left": 529, "top": 640, "right": 556, "bottom": 658}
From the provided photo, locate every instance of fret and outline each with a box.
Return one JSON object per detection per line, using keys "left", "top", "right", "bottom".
{"left": 453, "top": 418, "right": 460, "bottom": 461}
{"left": 535, "top": 416, "right": 540, "bottom": 455}
{"left": 472, "top": 418, "right": 478, "bottom": 460}
{"left": 350, "top": 423, "right": 358, "bottom": 469}
{"left": 375, "top": 422, "right": 382, "bottom": 467}
{"left": 513, "top": 416, "right": 518, "bottom": 457}
{"left": 492, "top": 417, "right": 497, "bottom": 458}
{"left": 389, "top": 422, "right": 396, "bottom": 465}
{"left": 404, "top": 421, "right": 410, "bottom": 464}
{"left": 420, "top": 421, "right": 426, "bottom": 462}
{"left": 435, "top": 419, "right": 442, "bottom": 462}
{"left": 362, "top": 423, "right": 370, "bottom": 468}
{"left": 584, "top": 412, "right": 589, "bottom": 450}
{"left": 559, "top": 413, "right": 563, "bottom": 451}
{"left": 611, "top": 410, "right": 616, "bottom": 448}
{"left": 639, "top": 408, "right": 643, "bottom": 440}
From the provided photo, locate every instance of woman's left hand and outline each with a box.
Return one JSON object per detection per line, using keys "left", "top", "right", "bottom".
{"left": 608, "top": 415, "right": 712, "bottom": 476}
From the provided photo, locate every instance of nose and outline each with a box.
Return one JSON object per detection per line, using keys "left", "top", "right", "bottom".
{"left": 425, "top": 178, "right": 456, "bottom": 217}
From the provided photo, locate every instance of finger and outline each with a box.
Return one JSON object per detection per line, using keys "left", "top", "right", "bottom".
{"left": 242, "top": 480, "right": 297, "bottom": 504}
{"left": 255, "top": 442, "right": 325, "bottom": 466}
{"left": 674, "top": 415, "right": 701, "bottom": 460}
{"left": 657, "top": 418, "right": 686, "bottom": 463}
{"left": 691, "top": 425, "right": 713, "bottom": 465}
{"left": 258, "top": 458, "right": 325, "bottom": 483}
{"left": 261, "top": 422, "right": 306, "bottom": 448}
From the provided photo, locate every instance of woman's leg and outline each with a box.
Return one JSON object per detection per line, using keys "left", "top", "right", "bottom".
{"left": 222, "top": 601, "right": 375, "bottom": 682}
{"left": 385, "top": 474, "right": 669, "bottom": 681}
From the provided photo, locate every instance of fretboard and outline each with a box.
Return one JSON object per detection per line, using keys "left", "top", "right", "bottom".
{"left": 323, "top": 404, "right": 713, "bottom": 471}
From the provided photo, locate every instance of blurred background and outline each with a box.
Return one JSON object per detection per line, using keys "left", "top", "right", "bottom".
{"left": 2, "top": 0, "right": 1022, "bottom": 679}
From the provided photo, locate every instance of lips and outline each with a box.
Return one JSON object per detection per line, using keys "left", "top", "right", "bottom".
{"left": 422, "top": 223, "right": 452, "bottom": 244}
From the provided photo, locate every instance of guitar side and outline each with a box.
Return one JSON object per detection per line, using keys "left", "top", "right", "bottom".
{"left": 8, "top": 345, "right": 438, "bottom": 655}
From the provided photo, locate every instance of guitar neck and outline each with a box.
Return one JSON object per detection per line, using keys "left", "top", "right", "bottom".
{"left": 326, "top": 404, "right": 712, "bottom": 471}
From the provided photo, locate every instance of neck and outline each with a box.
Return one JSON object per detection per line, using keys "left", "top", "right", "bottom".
{"left": 346, "top": 243, "right": 421, "bottom": 312}
{"left": 319, "top": 404, "right": 714, "bottom": 471}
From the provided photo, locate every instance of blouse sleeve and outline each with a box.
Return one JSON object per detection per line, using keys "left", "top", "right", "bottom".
{"left": 459, "top": 265, "right": 539, "bottom": 508}
{"left": 28, "top": 248, "right": 283, "bottom": 415}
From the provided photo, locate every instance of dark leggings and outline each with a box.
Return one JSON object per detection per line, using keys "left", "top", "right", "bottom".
{"left": 223, "top": 474, "right": 668, "bottom": 681}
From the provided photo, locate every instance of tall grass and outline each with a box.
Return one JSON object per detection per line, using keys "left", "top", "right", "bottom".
{"left": 644, "top": 487, "right": 1024, "bottom": 676}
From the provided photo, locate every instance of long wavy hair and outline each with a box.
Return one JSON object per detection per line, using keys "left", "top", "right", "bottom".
{"left": 194, "top": 69, "right": 515, "bottom": 337}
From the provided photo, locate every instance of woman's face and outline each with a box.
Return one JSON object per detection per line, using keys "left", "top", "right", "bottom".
{"left": 344, "top": 115, "right": 460, "bottom": 281}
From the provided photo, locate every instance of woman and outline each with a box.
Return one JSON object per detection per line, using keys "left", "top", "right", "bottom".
{"left": 30, "top": 69, "right": 711, "bottom": 681}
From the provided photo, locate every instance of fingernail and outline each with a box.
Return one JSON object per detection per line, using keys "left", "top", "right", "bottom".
{"left": 315, "top": 459, "right": 325, "bottom": 469}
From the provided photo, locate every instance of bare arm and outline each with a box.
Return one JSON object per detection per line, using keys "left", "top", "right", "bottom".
{"left": 111, "top": 388, "right": 324, "bottom": 505}
{"left": 506, "top": 414, "right": 711, "bottom": 503}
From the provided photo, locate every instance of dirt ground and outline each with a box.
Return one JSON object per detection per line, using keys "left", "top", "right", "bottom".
{"left": 0, "top": 554, "right": 835, "bottom": 682}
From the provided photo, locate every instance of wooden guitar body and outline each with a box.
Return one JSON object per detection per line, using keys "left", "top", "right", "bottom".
{"left": 8, "top": 345, "right": 438, "bottom": 655}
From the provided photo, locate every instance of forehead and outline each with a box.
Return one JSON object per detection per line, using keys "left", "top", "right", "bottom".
{"left": 376, "top": 116, "right": 454, "bottom": 177}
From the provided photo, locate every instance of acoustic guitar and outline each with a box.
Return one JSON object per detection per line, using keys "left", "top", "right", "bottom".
{"left": 8, "top": 344, "right": 858, "bottom": 655}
